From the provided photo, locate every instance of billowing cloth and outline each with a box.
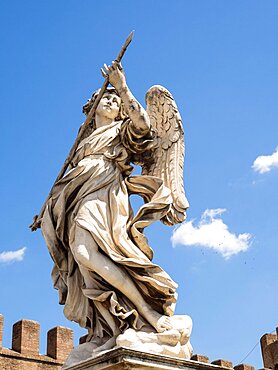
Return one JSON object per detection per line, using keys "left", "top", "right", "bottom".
{"left": 42, "top": 118, "right": 177, "bottom": 340}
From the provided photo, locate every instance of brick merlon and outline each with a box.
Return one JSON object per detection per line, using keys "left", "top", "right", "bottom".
{"left": 234, "top": 364, "right": 255, "bottom": 370}
{"left": 211, "top": 359, "right": 233, "bottom": 368}
{"left": 47, "top": 326, "right": 73, "bottom": 362}
{"left": 191, "top": 354, "right": 210, "bottom": 363}
{"left": 0, "top": 314, "right": 4, "bottom": 348}
{"left": 12, "top": 319, "right": 40, "bottom": 355}
{"left": 261, "top": 333, "right": 277, "bottom": 348}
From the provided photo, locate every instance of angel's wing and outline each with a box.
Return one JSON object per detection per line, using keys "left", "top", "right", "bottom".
{"left": 142, "top": 85, "right": 189, "bottom": 226}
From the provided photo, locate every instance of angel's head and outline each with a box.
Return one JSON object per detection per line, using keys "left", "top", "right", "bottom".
{"left": 83, "top": 87, "right": 127, "bottom": 123}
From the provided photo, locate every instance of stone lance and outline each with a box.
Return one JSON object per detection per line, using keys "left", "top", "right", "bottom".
{"left": 30, "top": 31, "right": 134, "bottom": 231}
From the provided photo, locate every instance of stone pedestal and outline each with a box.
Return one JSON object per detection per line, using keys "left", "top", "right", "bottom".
{"left": 63, "top": 347, "right": 232, "bottom": 370}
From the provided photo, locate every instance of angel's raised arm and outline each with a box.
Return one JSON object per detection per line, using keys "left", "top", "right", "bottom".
{"left": 102, "top": 61, "right": 151, "bottom": 135}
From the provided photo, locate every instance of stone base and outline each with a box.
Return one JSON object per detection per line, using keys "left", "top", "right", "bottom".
{"left": 62, "top": 347, "right": 231, "bottom": 370}
{"left": 63, "top": 315, "right": 193, "bottom": 368}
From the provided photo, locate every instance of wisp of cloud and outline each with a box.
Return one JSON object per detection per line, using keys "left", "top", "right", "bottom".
{"left": 252, "top": 147, "right": 278, "bottom": 174}
{"left": 0, "top": 247, "right": 27, "bottom": 264}
{"left": 171, "top": 209, "right": 251, "bottom": 259}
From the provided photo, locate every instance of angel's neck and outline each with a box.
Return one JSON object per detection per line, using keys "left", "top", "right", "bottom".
{"left": 95, "top": 114, "right": 114, "bottom": 129}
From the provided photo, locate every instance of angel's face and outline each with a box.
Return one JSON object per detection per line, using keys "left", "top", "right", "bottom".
{"left": 96, "top": 92, "right": 121, "bottom": 121}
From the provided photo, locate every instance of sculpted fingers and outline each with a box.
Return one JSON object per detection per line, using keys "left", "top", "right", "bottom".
{"left": 101, "top": 63, "right": 112, "bottom": 79}
{"left": 104, "top": 63, "right": 110, "bottom": 73}
{"left": 100, "top": 61, "right": 126, "bottom": 90}
{"left": 100, "top": 68, "right": 107, "bottom": 78}
{"left": 101, "top": 63, "right": 115, "bottom": 77}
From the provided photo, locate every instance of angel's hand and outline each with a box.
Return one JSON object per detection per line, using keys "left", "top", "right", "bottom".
{"left": 101, "top": 61, "right": 126, "bottom": 92}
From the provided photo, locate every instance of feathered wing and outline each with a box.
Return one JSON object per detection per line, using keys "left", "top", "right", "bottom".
{"left": 142, "top": 85, "right": 189, "bottom": 226}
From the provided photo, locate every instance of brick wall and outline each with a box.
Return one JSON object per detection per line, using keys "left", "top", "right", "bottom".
{"left": 1, "top": 312, "right": 277, "bottom": 370}
{"left": 0, "top": 314, "right": 73, "bottom": 370}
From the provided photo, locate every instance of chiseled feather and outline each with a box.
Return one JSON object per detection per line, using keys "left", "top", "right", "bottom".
{"left": 144, "top": 85, "right": 189, "bottom": 225}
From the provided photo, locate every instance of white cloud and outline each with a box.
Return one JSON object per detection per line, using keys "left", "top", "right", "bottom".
{"left": 171, "top": 209, "right": 251, "bottom": 259}
{"left": 252, "top": 147, "right": 278, "bottom": 174}
{"left": 0, "top": 247, "right": 27, "bottom": 264}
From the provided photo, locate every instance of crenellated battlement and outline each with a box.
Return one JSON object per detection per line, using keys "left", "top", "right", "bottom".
{"left": 190, "top": 353, "right": 255, "bottom": 370}
{"left": 260, "top": 327, "right": 278, "bottom": 369}
{"left": 1, "top": 313, "right": 277, "bottom": 370}
{"left": 0, "top": 314, "right": 73, "bottom": 370}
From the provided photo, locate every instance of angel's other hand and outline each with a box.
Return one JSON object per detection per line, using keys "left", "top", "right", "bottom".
{"left": 101, "top": 61, "right": 126, "bottom": 91}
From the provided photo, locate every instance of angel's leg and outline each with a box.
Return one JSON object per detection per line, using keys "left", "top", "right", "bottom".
{"left": 71, "top": 225, "right": 172, "bottom": 333}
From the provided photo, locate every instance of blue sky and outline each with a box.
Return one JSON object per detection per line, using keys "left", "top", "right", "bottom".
{"left": 0, "top": 1, "right": 277, "bottom": 368}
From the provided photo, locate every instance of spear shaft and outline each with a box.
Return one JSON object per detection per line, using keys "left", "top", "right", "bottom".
{"left": 30, "top": 31, "right": 134, "bottom": 231}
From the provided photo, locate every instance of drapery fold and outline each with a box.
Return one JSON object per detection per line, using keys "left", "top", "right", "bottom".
{"left": 41, "top": 119, "right": 178, "bottom": 340}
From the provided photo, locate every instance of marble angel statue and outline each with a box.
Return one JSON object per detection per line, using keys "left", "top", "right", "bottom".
{"left": 41, "top": 60, "right": 192, "bottom": 362}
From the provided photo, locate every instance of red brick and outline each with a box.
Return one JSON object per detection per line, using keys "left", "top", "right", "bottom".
{"left": 211, "top": 359, "right": 233, "bottom": 368}
{"left": 0, "top": 314, "right": 3, "bottom": 348}
{"left": 261, "top": 333, "right": 277, "bottom": 348}
{"left": 261, "top": 332, "right": 278, "bottom": 369}
{"left": 191, "top": 354, "right": 210, "bottom": 363}
{"left": 47, "top": 326, "right": 73, "bottom": 361}
{"left": 234, "top": 364, "right": 255, "bottom": 370}
{"left": 12, "top": 319, "right": 40, "bottom": 355}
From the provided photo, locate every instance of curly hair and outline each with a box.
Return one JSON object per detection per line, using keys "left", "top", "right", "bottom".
{"left": 82, "top": 87, "right": 127, "bottom": 122}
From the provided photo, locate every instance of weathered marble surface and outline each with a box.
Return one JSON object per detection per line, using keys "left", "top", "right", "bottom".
{"left": 63, "top": 316, "right": 192, "bottom": 368}
{"left": 41, "top": 60, "right": 191, "bottom": 361}
{"left": 62, "top": 347, "right": 231, "bottom": 370}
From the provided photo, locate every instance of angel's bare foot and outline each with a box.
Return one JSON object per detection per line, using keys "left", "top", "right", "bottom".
{"left": 156, "top": 315, "right": 173, "bottom": 332}
{"left": 142, "top": 306, "right": 173, "bottom": 333}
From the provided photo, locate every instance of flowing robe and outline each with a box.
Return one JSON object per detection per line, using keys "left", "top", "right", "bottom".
{"left": 41, "top": 118, "right": 178, "bottom": 340}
